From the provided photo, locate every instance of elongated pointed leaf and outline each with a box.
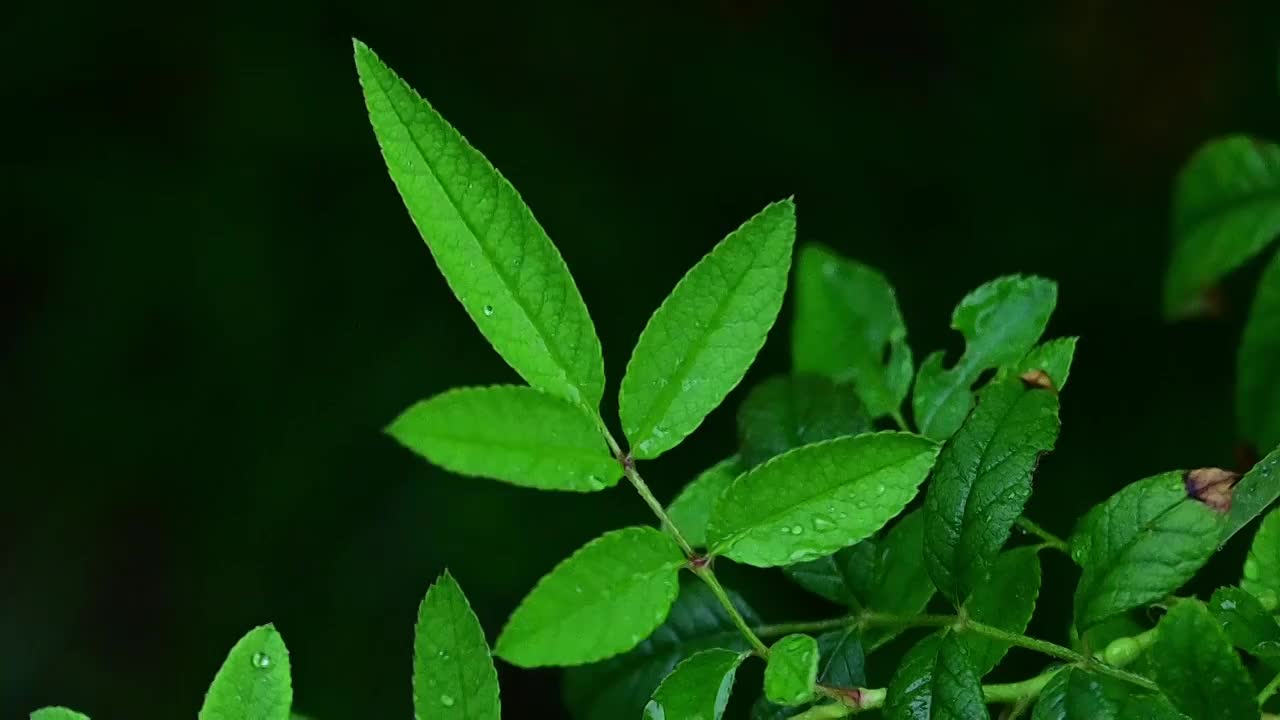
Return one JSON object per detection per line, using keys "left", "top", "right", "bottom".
{"left": 199, "top": 625, "right": 292, "bottom": 720}
{"left": 962, "top": 547, "right": 1042, "bottom": 676}
{"left": 885, "top": 632, "right": 989, "bottom": 720}
{"left": 1152, "top": 601, "right": 1257, "bottom": 720}
{"left": 792, "top": 244, "right": 914, "bottom": 418}
{"left": 30, "top": 710, "right": 90, "bottom": 720}
{"left": 925, "top": 379, "right": 1059, "bottom": 604}
{"left": 666, "top": 457, "right": 741, "bottom": 548}
{"left": 1243, "top": 507, "right": 1280, "bottom": 606}
{"left": 1209, "top": 586, "right": 1280, "bottom": 657}
{"left": 1033, "top": 668, "right": 1187, "bottom": 720}
{"left": 764, "top": 634, "right": 820, "bottom": 706}
{"left": 911, "top": 275, "right": 1056, "bottom": 440}
{"left": 388, "top": 386, "right": 619, "bottom": 492}
{"left": 643, "top": 648, "right": 747, "bottom": 720}
{"left": 414, "top": 572, "right": 500, "bottom": 720}
{"left": 737, "top": 374, "right": 870, "bottom": 469}
{"left": 1239, "top": 252, "right": 1280, "bottom": 452}
{"left": 620, "top": 200, "right": 796, "bottom": 459}
{"left": 1224, "top": 445, "right": 1280, "bottom": 543}
{"left": 707, "top": 432, "right": 940, "bottom": 567}
{"left": 354, "top": 41, "right": 604, "bottom": 408}
{"left": 496, "top": 527, "right": 685, "bottom": 667}
{"left": 563, "top": 580, "right": 759, "bottom": 720}
{"left": 1164, "top": 135, "right": 1280, "bottom": 319}
{"left": 1072, "top": 472, "right": 1225, "bottom": 630}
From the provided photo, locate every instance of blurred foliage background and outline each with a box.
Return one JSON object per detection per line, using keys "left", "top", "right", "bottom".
{"left": 5, "top": 1, "right": 1280, "bottom": 718}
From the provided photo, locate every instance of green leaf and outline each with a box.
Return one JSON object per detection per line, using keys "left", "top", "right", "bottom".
{"left": 1240, "top": 252, "right": 1280, "bottom": 452}
{"left": 1152, "top": 601, "right": 1257, "bottom": 720}
{"left": 1244, "top": 507, "right": 1280, "bottom": 607}
{"left": 199, "top": 625, "right": 292, "bottom": 720}
{"left": 885, "top": 632, "right": 990, "bottom": 720}
{"left": 413, "top": 571, "right": 500, "bottom": 720}
{"left": 495, "top": 526, "right": 685, "bottom": 667}
{"left": 1209, "top": 586, "right": 1280, "bottom": 657}
{"left": 30, "top": 709, "right": 90, "bottom": 720}
{"left": 962, "top": 547, "right": 1042, "bottom": 676}
{"left": 1033, "top": 668, "right": 1187, "bottom": 720}
{"left": 387, "top": 386, "right": 619, "bottom": 492}
{"left": 620, "top": 199, "right": 797, "bottom": 459}
{"left": 707, "top": 432, "right": 940, "bottom": 567}
{"left": 924, "top": 379, "right": 1059, "bottom": 604}
{"left": 1001, "top": 336, "right": 1078, "bottom": 392}
{"left": 791, "top": 244, "right": 914, "bottom": 418}
{"left": 751, "top": 630, "right": 866, "bottom": 720}
{"left": 782, "top": 543, "right": 870, "bottom": 607}
{"left": 736, "top": 374, "right": 871, "bottom": 469}
{"left": 1071, "top": 472, "right": 1225, "bottom": 630}
{"left": 911, "top": 275, "right": 1057, "bottom": 440}
{"left": 353, "top": 42, "right": 604, "bottom": 408}
{"left": 666, "top": 457, "right": 741, "bottom": 548}
{"left": 563, "top": 579, "right": 759, "bottom": 720}
{"left": 1164, "top": 135, "right": 1280, "bottom": 319}
{"left": 1224, "top": 445, "right": 1280, "bottom": 543}
{"left": 643, "top": 648, "right": 747, "bottom": 720}
{"left": 764, "top": 634, "right": 820, "bottom": 706}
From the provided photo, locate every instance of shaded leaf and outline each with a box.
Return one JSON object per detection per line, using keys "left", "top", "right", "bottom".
{"left": 1209, "top": 586, "right": 1280, "bottom": 658}
{"left": 1239, "top": 251, "right": 1280, "bottom": 452}
{"left": 764, "top": 634, "right": 820, "bottom": 706}
{"left": 30, "top": 710, "right": 90, "bottom": 720}
{"left": 1224, "top": 445, "right": 1280, "bottom": 544}
{"left": 199, "top": 625, "right": 292, "bottom": 720}
{"left": 387, "top": 386, "right": 619, "bottom": 492}
{"left": 1243, "top": 507, "right": 1280, "bottom": 607}
{"left": 885, "top": 632, "right": 989, "bottom": 720}
{"left": 666, "top": 457, "right": 741, "bottom": 548}
{"left": 495, "top": 527, "right": 685, "bottom": 667}
{"left": 736, "top": 374, "right": 871, "bottom": 469}
{"left": 354, "top": 41, "right": 604, "bottom": 408}
{"left": 962, "top": 547, "right": 1042, "bottom": 676}
{"left": 413, "top": 571, "right": 500, "bottom": 720}
{"left": 643, "top": 648, "right": 747, "bottom": 720}
{"left": 751, "top": 631, "right": 866, "bottom": 720}
{"left": 1152, "top": 601, "right": 1257, "bottom": 720}
{"left": 620, "top": 200, "right": 796, "bottom": 459}
{"left": 707, "top": 433, "right": 940, "bottom": 567}
{"left": 1033, "top": 668, "right": 1187, "bottom": 720}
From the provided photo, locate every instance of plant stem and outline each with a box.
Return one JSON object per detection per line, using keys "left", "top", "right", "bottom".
{"left": 1015, "top": 516, "right": 1070, "bottom": 554}
{"left": 1259, "top": 669, "right": 1280, "bottom": 705}
{"left": 890, "top": 409, "right": 910, "bottom": 431}
{"left": 860, "top": 611, "right": 958, "bottom": 629}
{"left": 756, "top": 616, "right": 855, "bottom": 639}
{"left": 693, "top": 564, "right": 771, "bottom": 656}
{"left": 965, "top": 620, "right": 1158, "bottom": 691}
{"left": 620, "top": 461, "right": 696, "bottom": 556}
{"left": 983, "top": 670, "right": 1061, "bottom": 703}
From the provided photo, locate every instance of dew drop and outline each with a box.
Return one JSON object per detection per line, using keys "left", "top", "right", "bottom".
{"left": 586, "top": 475, "right": 605, "bottom": 490}
{"left": 251, "top": 652, "right": 271, "bottom": 669}
{"left": 875, "top": 484, "right": 886, "bottom": 495}
{"left": 440, "top": 695, "right": 456, "bottom": 707}
{"left": 1220, "top": 599, "right": 1237, "bottom": 611}
{"left": 482, "top": 304, "right": 495, "bottom": 316}
{"left": 790, "top": 525, "right": 804, "bottom": 535}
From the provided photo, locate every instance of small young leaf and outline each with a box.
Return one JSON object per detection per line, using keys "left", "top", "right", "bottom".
{"left": 1223, "top": 445, "right": 1280, "bottom": 543}
{"left": 1243, "top": 507, "right": 1280, "bottom": 606}
{"left": 1033, "top": 668, "right": 1186, "bottom": 720}
{"left": 666, "top": 457, "right": 741, "bottom": 548}
{"left": 30, "top": 709, "right": 90, "bottom": 720}
{"left": 199, "top": 625, "right": 292, "bottom": 720}
{"left": 495, "top": 527, "right": 685, "bottom": 667}
{"left": 912, "top": 275, "right": 1057, "bottom": 440}
{"left": 353, "top": 41, "right": 604, "bottom": 408}
{"left": 736, "top": 374, "right": 871, "bottom": 469}
{"left": 764, "top": 634, "right": 820, "bottom": 706}
{"left": 962, "top": 547, "right": 1042, "bottom": 676}
{"left": 924, "top": 379, "right": 1059, "bottom": 604}
{"left": 1001, "top": 336, "right": 1078, "bottom": 392}
{"left": 387, "top": 386, "right": 619, "bottom": 492}
{"left": 885, "top": 632, "right": 989, "bottom": 720}
{"left": 643, "top": 648, "right": 747, "bottom": 720}
{"left": 1152, "top": 601, "right": 1257, "bottom": 720}
{"left": 620, "top": 199, "right": 797, "bottom": 459}
{"left": 707, "top": 432, "right": 940, "bottom": 567}
{"left": 1071, "top": 472, "right": 1225, "bottom": 630}
{"left": 1163, "top": 135, "right": 1280, "bottom": 319}
{"left": 1209, "top": 586, "right": 1280, "bottom": 657}
{"left": 752, "top": 630, "right": 866, "bottom": 720}
{"left": 563, "top": 580, "right": 759, "bottom": 720}
{"left": 1239, "top": 251, "right": 1280, "bottom": 452}
{"left": 413, "top": 571, "right": 500, "bottom": 720}
{"left": 791, "top": 244, "right": 914, "bottom": 418}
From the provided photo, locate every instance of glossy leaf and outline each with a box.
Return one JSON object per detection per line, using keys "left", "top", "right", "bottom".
{"left": 962, "top": 547, "right": 1042, "bottom": 676}
{"left": 1152, "top": 601, "right": 1257, "bottom": 720}
{"left": 643, "top": 648, "right": 746, "bottom": 720}
{"left": 620, "top": 199, "right": 796, "bottom": 459}
{"left": 30, "top": 710, "right": 90, "bottom": 720}
{"left": 1071, "top": 472, "right": 1225, "bottom": 630}
{"left": 1239, "top": 252, "right": 1280, "bottom": 452}
{"left": 924, "top": 379, "right": 1059, "bottom": 603}
{"left": 495, "top": 527, "right": 685, "bottom": 667}
{"left": 1209, "top": 586, "right": 1280, "bottom": 657}
{"left": 199, "top": 625, "right": 292, "bottom": 720}
{"left": 413, "top": 571, "right": 500, "bottom": 720}
{"left": 791, "top": 244, "right": 914, "bottom": 418}
{"left": 885, "top": 632, "right": 989, "bottom": 720}
{"left": 1001, "top": 336, "right": 1078, "bottom": 392}
{"left": 666, "top": 457, "right": 741, "bottom": 548}
{"left": 1164, "top": 135, "right": 1280, "bottom": 319}
{"left": 387, "top": 386, "right": 619, "bottom": 492}
{"left": 354, "top": 41, "right": 604, "bottom": 408}
{"left": 764, "top": 634, "right": 820, "bottom": 706}
{"left": 1223, "top": 444, "right": 1280, "bottom": 543}
{"left": 912, "top": 275, "right": 1057, "bottom": 440}
{"left": 1243, "top": 507, "right": 1280, "bottom": 607}
{"left": 707, "top": 432, "right": 940, "bottom": 567}
{"left": 736, "top": 374, "right": 870, "bottom": 469}
{"left": 1033, "top": 668, "right": 1187, "bottom": 720}
{"left": 752, "top": 630, "right": 866, "bottom": 720}
{"left": 563, "top": 580, "right": 758, "bottom": 720}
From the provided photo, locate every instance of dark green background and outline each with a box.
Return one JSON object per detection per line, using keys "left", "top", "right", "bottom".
{"left": 5, "top": 2, "right": 1280, "bottom": 718}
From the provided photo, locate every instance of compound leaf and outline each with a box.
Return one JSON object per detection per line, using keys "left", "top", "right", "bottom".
{"left": 413, "top": 571, "right": 500, "bottom": 720}
{"left": 199, "top": 625, "right": 292, "bottom": 720}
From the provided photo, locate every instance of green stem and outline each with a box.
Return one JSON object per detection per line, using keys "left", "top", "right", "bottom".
{"left": 621, "top": 461, "right": 696, "bottom": 557}
{"left": 983, "top": 670, "right": 1061, "bottom": 704}
{"left": 694, "top": 564, "right": 771, "bottom": 656}
{"left": 1016, "top": 516, "right": 1070, "bottom": 554}
{"left": 965, "top": 620, "right": 1157, "bottom": 692}
{"left": 1259, "top": 669, "right": 1280, "bottom": 705}
{"left": 756, "top": 616, "right": 855, "bottom": 639}
{"left": 860, "top": 611, "right": 958, "bottom": 629}
{"left": 890, "top": 409, "right": 910, "bottom": 432}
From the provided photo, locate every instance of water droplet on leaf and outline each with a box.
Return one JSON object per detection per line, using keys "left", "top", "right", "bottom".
{"left": 482, "top": 304, "right": 495, "bottom": 316}
{"left": 440, "top": 695, "right": 455, "bottom": 707}
{"left": 251, "top": 652, "right": 271, "bottom": 669}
